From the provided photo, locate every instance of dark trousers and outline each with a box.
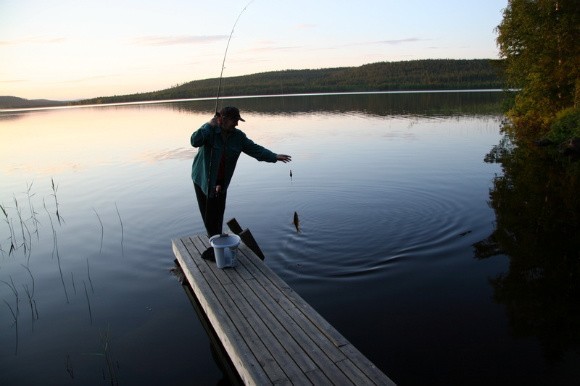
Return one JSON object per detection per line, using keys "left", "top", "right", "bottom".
{"left": 194, "top": 183, "right": 227, "bottom": 237}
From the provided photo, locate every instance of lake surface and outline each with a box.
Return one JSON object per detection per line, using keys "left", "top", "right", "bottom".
{"left": 1, "top": 92, "right": 579, "bottom": 385}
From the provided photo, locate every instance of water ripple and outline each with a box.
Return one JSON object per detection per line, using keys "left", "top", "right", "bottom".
{"left": 273, "top": 181, "right": 477, "bottom": 283}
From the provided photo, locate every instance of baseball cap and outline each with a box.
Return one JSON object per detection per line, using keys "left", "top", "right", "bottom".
{"left": 219, "top": 106, "right": 245, "bottom": 122}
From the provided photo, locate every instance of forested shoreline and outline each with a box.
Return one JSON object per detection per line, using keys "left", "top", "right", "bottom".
{"left": 74, "top": 59, "right": 503, "bottom": 105}
{"left": 1, "top": 59, "right": 503, "bottom": 108}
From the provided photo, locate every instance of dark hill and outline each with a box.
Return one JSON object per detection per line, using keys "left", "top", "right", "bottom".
{"left": 75, "top": 59, "right": 504, "bottom": 105}
{"left": 0, "top": 96, "right": 66, "bottom": 109}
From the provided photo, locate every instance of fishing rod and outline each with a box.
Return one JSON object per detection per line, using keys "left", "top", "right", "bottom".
{"left": 214, "top": 0, "right": 255, "bottom": 115}
{"left": 205, "top": 0, "right": 254, "bottom": 235}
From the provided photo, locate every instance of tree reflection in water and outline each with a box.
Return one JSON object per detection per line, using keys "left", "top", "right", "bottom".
{"left": 475, "top": 130, "right": 580, "bottom": 362}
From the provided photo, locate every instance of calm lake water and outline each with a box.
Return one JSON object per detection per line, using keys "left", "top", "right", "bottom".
{"left": 1, "top": 92, "right": 579, "bottom": 385}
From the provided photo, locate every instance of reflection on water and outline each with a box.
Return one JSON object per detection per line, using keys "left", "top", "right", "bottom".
{"left": 0, "top": 105, "right": 206, "bottom": 176}
{"left": 169, "top": 90, "right": 505, "bottom": 117}
{"left": 475, "top": 132, "right": 580, "bottom": 362}
{"left": 1, "top": 92, "right": 578, "bottom": 385}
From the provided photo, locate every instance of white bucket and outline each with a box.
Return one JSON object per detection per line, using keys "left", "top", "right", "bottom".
{"left": 209, "top": 234, "right": 241, "bottom": 269}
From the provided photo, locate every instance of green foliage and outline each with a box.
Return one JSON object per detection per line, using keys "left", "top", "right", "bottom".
{"left": 496, "top": 0, "right": 580, "bottom": 139}
{"left": 548, "top": 107, "right": 580, "bottom": 142}
{"left": 72, "top": 59, "right": 503, "bottom": 106}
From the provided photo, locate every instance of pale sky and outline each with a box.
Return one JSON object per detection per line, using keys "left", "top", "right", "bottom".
{"left": 0, "top": 0, "right": 507, "bottom": 101}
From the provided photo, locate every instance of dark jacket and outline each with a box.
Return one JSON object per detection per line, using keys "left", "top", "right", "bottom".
{"left": 191, "top": 123, "right": 277, "bottom": 195}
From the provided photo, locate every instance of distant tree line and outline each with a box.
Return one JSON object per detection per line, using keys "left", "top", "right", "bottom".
{"left": 73, "top": 59, "right": 503, "bottom": 105}
{"left": 0, "top": 96, "right": 65, "bottom": 109}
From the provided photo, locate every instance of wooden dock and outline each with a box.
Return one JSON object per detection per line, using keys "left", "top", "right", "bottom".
{"left": 172, "top": 225, "right": 396, "bottom": 385}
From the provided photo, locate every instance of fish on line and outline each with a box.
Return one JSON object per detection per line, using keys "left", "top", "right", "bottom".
{"left": 293, "top": 211, "right": 300, "bottom": 233}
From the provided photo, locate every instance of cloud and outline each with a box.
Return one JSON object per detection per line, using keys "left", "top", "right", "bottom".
{"left": 373, "top": 38, "right": 425, "bottom": 45}
{"left": 320, "top": 37, "right": 426, "bottom": 51}
{"left": 57, "top": 74, "right": 120, "bottom": 84}
{"left": 247, "top": 45, "right": 301, "bottom": 53}
{"left": 131, "top": 35, "right": 228, "bottom": 46}
{"left": 245, "top": 41, "right": 303, "bottom": 53}
{"left": 0, "top": 37, "right": 66, "bottom": 45}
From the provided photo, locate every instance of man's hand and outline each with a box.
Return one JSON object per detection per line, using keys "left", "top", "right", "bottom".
{"left": 276, "top": 154, "right": 292, "bottom": 163}
{"left": 208, "top": 114, "right": 220, "bottom": 127}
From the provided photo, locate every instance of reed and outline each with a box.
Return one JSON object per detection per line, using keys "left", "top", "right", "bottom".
{"left": 83, "top": 280, "right": 93, "bottom": 324}
{"left": 3, "top": 299, "right": 18, "bottom": 355}
{"left": 1, "top": 203, "right": 17, "bottom": 256}
{"left": 13, "top": 196, "right": 32, "bottom": 260}
{"left": 93, "top": 208, "right": 104, "bottom": 254}
{"left": 65, "top": 354, "right": 74, "bottom": 379}
{"left": 100, "top": 325, "right": 119, "bottom": 385}
{"left": 22, "top": 284, "right": 36, "bottom": 330}
{"left": 70, "top": 272, "right": 77, "bottom": 295}
{"left": 25, "top": 182, "right": 40, "bottom": 240}
{"left": 20, "top": 264, "right": 38, "bottom": 324}
{"left": 51, "top": 177, "right": 64, "bottom": 225}
{"left": 86, "top": 258, "right": 94, "bottom": 293}
{"left": 20, "top": 264, "right": 35, "bottom": 296}
{"left": 115, "top": 203, "right": 124, "bottom": 257}
{"left": 1, "top": 276, "right": 19, "bottom": 315}
{"left": 2, "top": 277, "right": 20, "bottom": 355}
{"left": 43, "top": 198, "right": 69, "bottom": 303}
{"left": 43, "top": 199, "right": 55, "bottom": 259}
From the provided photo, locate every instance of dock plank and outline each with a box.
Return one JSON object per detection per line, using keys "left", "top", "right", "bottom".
{"left": 172, "top": 233, "right": 396, "bottom": 385}
{"left": 236, "top": 252, "right": 348, "bottom": 363}
{"left": 177, "top": 237, "right": 280, "bottom": 384}
{"left": 225, "top": 268, "right": 319, "bottom": 373}
{"left": 232, "top": 253, "right": 349, "bottom": 372}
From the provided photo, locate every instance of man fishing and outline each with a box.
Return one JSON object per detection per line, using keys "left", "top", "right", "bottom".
{"left": 191, "top": 106, "right": 291, "bottom": 260}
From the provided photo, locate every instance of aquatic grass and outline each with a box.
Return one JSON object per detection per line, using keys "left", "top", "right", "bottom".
{"left": 1, "top": 203, "right": 17, "bottom": 256}
{"left": 20, "top": 264, "right": 38, "bottom": 325}
{"left": 13, "top": 196, "right": 32, "bottom": 260}
{"left": 86, "top": 258, "right": 94, "bottom": 293}
{"left": 8, "top": 217, "right": 17, "bottom": 256}
{"left": 100, "top": 325, "right": 119, "bottom": 385}
{"left": 3, "top": 299, "right": 18, "bottom": 355}
{"left": 84, "top": 328, "right": 120, "bottom": 383}
{"left": 43, "top": 198, "right": 69, "bottom": 303}
{"left": 2, "top": 179, "right": 132, "bottom": 374}
{"left": 51, "top": 177, "right": 64, "bottom": 225}
{"left": 115, "top": 203, "right": 124, "bottom": 257}
{"left": 0, "top": 204, "right": 7, "bottom": 222}
{"left": 93, "top": 209, "right": 104, "bottom": 254}
{"left": 1, "top": 180, "right": 60, "bottom": 260}
{"left": 25, "top": 182, "right": 40, "bottom": 240}
{"left": 1, "top": 276, "right": 19, "bottom": 315}
{"left": 70, "top": 272, "right": 77, "bottom": 295}
{"left": 65, "top": 354, "right": 74, "bottom": 379}
{"left": 83, "top": 280, "right": 93, "bottom": 324}
{"left": 2, "top": 276, "right": 20, "bottom": 355}
{"left": 20, "top": 264, "right": 35, "bottom": 296}
{"left": 22, "top": 284, "right": 38, "bottom": 329}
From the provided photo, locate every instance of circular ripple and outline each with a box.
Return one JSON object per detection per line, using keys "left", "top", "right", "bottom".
{"left": 272, "top": 180, "right": 475, "bottom": 283}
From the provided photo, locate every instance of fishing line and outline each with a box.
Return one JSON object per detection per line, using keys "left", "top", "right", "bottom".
{"left": 214, "top": 0, "right": 255, "bottom": 114}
